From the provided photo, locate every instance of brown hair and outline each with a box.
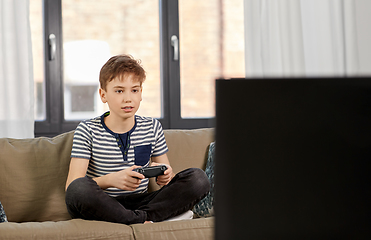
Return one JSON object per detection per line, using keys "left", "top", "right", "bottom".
{"left": 99, "top": 54, "right": 146, "bottom": 90}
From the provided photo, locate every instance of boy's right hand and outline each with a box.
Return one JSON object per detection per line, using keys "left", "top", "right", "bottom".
{"left": 104, "top": 166, "right": 145, "bottom": 191}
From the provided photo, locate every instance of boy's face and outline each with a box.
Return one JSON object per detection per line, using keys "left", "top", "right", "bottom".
{"left": 99, "top": 74, "right": 142, "bottom": 121}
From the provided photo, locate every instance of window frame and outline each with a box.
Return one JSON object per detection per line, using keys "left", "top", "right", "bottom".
{"left": 35, "top": 0, "right": 215, "bottom": 137}
{"left": 161, "top": 0, "right": 215, "bottom": 129}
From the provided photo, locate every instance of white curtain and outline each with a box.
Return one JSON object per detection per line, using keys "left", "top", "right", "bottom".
{"left": 244, "top": 0, "right": 359, "bottom": 77}
{"left": 0, "top": 0, "right": 34, "bottom": 138}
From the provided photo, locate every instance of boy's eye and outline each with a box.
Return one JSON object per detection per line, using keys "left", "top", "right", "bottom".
{"left": 115, "top": 90, "right": 123, "bottom": 93}
{"left": 132, "top": 88, "right": 141, "bottom": 93}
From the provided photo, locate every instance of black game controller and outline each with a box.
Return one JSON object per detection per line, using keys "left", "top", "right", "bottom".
{"left": 133, "top": 165, "right": 168, "bottom": 178}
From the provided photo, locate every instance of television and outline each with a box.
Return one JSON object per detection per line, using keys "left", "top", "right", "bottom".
{"left": 215, "top": 77, "right": 371, "bottom": 239}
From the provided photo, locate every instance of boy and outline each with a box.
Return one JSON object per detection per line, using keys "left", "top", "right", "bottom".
{"left": 65, "top": 54, "right": 210, "bottom": 224}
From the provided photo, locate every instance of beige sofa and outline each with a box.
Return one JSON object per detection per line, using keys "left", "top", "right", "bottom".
{"left": 0, "top": 128, "right": 214, "bottom": 240}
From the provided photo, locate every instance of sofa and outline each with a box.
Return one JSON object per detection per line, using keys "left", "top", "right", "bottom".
{"left": 0, "top": 128, "right": 215, "bottom": 240}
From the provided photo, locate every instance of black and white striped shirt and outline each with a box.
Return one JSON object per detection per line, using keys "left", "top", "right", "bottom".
{"left": 71, "top": 112, "right": 168, "bottom": 197}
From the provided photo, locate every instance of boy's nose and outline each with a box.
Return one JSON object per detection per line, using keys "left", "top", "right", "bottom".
{"left": 123, "top": 93, "right": 132, "bottom": 102}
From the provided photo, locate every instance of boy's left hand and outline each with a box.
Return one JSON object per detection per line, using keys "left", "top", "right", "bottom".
{"left": 151, "top": 162, "right": 174, "bottom": 186}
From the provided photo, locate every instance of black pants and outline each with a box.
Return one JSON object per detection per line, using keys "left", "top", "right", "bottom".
{"left": 65, "top": 168, "right": 210, "bottom": 224}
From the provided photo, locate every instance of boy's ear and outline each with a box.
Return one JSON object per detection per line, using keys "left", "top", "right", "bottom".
{"left": 99, "top": 88, "right": 107, "bottom": 103}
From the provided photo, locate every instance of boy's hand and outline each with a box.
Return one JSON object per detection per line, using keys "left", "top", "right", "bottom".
{"left": 107, "top": 165, "right": 144, "bottom": 191}
{"left": 151, "top": 162, "right": 174, "bottom": 186}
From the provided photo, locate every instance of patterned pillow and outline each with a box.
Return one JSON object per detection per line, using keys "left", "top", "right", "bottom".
{"left": 0, "top": 201, "right": 7, "bottom": 223}
{"left": 193, "top": 142, "right": 215, "bottom": 217}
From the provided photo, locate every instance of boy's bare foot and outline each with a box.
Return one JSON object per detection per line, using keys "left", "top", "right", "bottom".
{"left": 144, "top": 221, "right": 153, "bottom": 224}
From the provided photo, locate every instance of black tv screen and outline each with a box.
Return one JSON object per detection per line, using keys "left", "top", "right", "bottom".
{"left": 215, "top": 77, "right": 371, "bottom": 239}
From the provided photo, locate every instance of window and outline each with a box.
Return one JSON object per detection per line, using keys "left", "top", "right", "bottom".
{"left": 62, "top": 0, "right": 161, "bottom": 120}
{"left": 179, "top": 0, "right": 245, "bottom": 118}
{"left": 31, "top": 0, "right": 245, "bottom": 136}
{"left": 163, "top": 0, "right": 245, "bottom": 128}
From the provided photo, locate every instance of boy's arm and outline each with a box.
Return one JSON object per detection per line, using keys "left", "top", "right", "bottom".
{"left": 65, "top": 157, "right": 89, "bottom": 191}
{"left": 151, "top": 153, "right": 174, "bottom": 186}
{"left": 65, "top": 158, "right": 144, "bottom": 191}
{"left": 93, "top": 166, "right": 144, "bottom": 191}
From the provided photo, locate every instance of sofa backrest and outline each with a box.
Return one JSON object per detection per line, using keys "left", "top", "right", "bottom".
{"left": 149, "top": 128, "right": 215, "bottom": 192}
{"left": 0, "top": 128, "right": 214, "bottom": 222}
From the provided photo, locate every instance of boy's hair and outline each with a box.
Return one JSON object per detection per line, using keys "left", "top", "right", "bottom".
{"left": 99, "top": 54, "right": 146, "bottom": 90}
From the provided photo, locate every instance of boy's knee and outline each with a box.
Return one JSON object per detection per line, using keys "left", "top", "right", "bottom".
{"left": 67, "top": 176, "right": 88, "bottom": 192}
{"left": 65, "top": 177, "right": 95, "bottom": 204}
{"left": 181, "top": 168, "right": 210, "bottom": 197}
{"left": 192, "top": 168, "right": 211, "bottom": 193}
{"left": 65, "top": 176, "right": 99, "bottom": 219}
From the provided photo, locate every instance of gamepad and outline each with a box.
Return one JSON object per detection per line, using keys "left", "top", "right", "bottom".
{"left": 133, "top": 165, "right": 168, "bottom": 178}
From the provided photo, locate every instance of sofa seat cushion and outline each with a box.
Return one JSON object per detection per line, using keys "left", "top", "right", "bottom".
{"left": 131, "top": 217, "right": 214, "bottom": 240}
{"left": 0, "top": 219, "right": 134, "bottom": 240}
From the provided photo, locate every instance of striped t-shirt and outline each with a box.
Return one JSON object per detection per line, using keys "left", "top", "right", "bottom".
{"left": 71, "top": 112, "right": 168, "bottom": 197}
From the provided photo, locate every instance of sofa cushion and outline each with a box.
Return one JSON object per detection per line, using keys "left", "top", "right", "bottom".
{"left": 0, "top": 219, "right": 134, "bottom": 240}
{"left": 131, "top": 217, "right": 214, "bottom": 240}
{"left": 0, "top": 131, "right": 74, "bottom": 222}
{"left": 193, "top": 142, "right": 215, "bottom": 217}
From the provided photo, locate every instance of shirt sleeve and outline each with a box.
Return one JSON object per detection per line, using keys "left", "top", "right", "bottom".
{"left": 152, "top": 119, "right": 169, "bottom": 157}
{"left": 70, "top": 121, "right": 93, "bottom": 160}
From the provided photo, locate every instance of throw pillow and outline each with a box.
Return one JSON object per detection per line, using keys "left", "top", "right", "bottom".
{"left": 0, "top": 201, "right": 7, "bottom": 223}
{"left": 193, "top": 141, "right": 215, "bottom": 217}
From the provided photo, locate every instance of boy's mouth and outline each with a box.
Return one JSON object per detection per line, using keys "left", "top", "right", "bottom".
{"left": 122, "top": 106, "right": 134, "bottom": 112}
